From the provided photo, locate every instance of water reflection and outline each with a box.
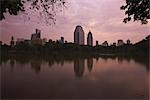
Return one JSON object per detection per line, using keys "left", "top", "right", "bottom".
{"left": 30, "top": 58, "right": 42, "bottom": 74}
{"left": 1, "top": 54, "right": 149, "bottom": 99}
{"left": 1, "top": 55, "right": 149, "bottom": 75}
{"left": 74, "top": 59, "right": 85, "bottom": 77}
{"left": 48, "top": 59, "right": 54, "bottom": 68}
{"left": 87, "top": 58, "right": 93, "bottom": 72}
{"left": 10, "top": 59, "right": 15, "bottom": 72}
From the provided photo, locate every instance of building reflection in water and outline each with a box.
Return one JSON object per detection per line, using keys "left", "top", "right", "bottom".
{"left": 1, "top": 55, "right": 149, "bottom": 76}
{"left": 95, "top": 56, "right": 99, "bottom": 62}
{"left": 10, "top": 59, "right": 15, "bottom": 72}
{"left": 74, "top": 59, "right": 85, "bottom": 78}
{"left": 30, "top": 58, "right": 42, "bottom": 74}
{"left": 118, "top": 57, "right": 123, "bottom": 64}
{"left": 87, "top": 58, "right": 93, "bottom": 72}
{"left": 48, "top": 59, "right": 55, "bottom": 68}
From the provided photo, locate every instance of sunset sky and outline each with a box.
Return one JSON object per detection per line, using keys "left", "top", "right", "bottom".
{"left": 0, "top": 0, "right": 150, "bottom": 45}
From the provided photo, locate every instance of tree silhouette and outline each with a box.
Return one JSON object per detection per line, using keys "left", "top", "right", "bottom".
{"left": 0, "top": 0, "right": 66, "bottom": 24}
{"left": 121, "top": 0, "right": 150, "bottom": 24}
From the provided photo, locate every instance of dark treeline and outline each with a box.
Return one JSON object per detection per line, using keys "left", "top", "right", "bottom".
{"left": 0, "top": 35, "right": 149, "bottom": 57}
{"left": 94, "top": 36, "right": 149, "bottom": 57}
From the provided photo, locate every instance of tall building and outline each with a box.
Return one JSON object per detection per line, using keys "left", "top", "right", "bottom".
{"left": 87, "top": 31, "right": 93, "bottom": 46}
{"left": 31, "top": 29, "right": 41, "bottom": 40}
{"left": 74, "top": 25, "right": 85, "bottom": 45}
{"left": 10, "top": 36, "right": 15, "bottom": 47}
{"left": 31, "top": 29, "right": 43, "bottom": 45}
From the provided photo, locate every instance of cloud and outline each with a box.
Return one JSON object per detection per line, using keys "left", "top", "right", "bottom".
{"left": 0, "top": 0, "right": 149, "bottom": 44}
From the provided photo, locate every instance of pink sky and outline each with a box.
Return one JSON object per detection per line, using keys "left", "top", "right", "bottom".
{"left": 0, "top": 0, "right": 150, "bottom": 45}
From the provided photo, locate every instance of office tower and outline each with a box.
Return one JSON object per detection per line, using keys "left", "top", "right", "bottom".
{"left": 10, "top": 36, "right": 15, "bottom": 46}
{"left": 31, "top": 29, "right": 43, "bottom": 45}
{"left": 31, "top": 29, "right": 41, "bottom": 40}
{"left": 87, "top": 31, "right": 93, "bottom": 46}
{"left": 74, "top": 25, "right": 84, "bottom": 45}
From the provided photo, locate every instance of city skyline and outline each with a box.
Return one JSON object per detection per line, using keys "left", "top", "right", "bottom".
{"left": 3, "top": 26, "right": 149, "bottom": 46}
{"left": 3, "top": 27, "right": 148, "bottom": 46}
{"left": 0, "top": 0, "right": 149, "bottom": 45}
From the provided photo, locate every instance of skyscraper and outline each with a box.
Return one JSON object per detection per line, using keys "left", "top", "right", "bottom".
{"left": 87, "top": 31, "right": 93, "bottom": 46}
{"left": 10, "top": 36, "right": 15, "bottom": 47}
{"left": 74, "top": 25, "right": 85, "bottom": 45}
{"left": 31, "top": 29, "right": 43, "bottom": 45}
{"left": 31, "top": 29, "right": 41, "bottom": 40}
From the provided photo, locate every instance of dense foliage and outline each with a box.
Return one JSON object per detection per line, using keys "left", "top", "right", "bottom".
{"left": 121, "top": 0, "right": 150, "bottom": 24}
{"left": 1, "top": 35, "right": 149, "bottom": 57}
{"left": 0, "top": 0, "right": 66, "bottom": 23}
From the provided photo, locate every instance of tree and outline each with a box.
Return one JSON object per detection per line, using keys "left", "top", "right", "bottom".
{"left": 0, "top": 0, "right": 66, "bottom": 24}
{"left": 121, "top": 0, "right": 150, "bottom": 24}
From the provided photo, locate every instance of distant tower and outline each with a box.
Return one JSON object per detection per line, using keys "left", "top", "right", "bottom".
{"left": 127, "top": 39, "right": 131, "bottom": 45}
{"left": 96, "top": 41, "right": 99, "bottom": 46}
{"left": 10, "top": 36, "right": 15, "bottom": 47}
{"left": 87, "top": 31, "right": 93, "bottom": 46}
{"left": 35, "top": 28, "right": 41, "bottom": 38}
{"left": 31, "top": 29, "right": 41, "bottom": 40}
{"left": 74, "top": 25, "right": 85, "bottom": 45}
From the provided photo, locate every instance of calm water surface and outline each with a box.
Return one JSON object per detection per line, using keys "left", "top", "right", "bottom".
{"left": 1, "top": 55, "right": 149, "bottom": 99}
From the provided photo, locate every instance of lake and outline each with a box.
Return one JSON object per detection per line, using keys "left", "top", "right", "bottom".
{"left": 1, "top": 55, "right": 149, "bottom": 99}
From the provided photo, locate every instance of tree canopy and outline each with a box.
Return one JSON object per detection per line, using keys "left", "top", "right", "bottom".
{"left": 121, "top": 0, "right": 150, "bottom": 24}
{"left": 0, "top": 0, "right": 66, "bottom": 24}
